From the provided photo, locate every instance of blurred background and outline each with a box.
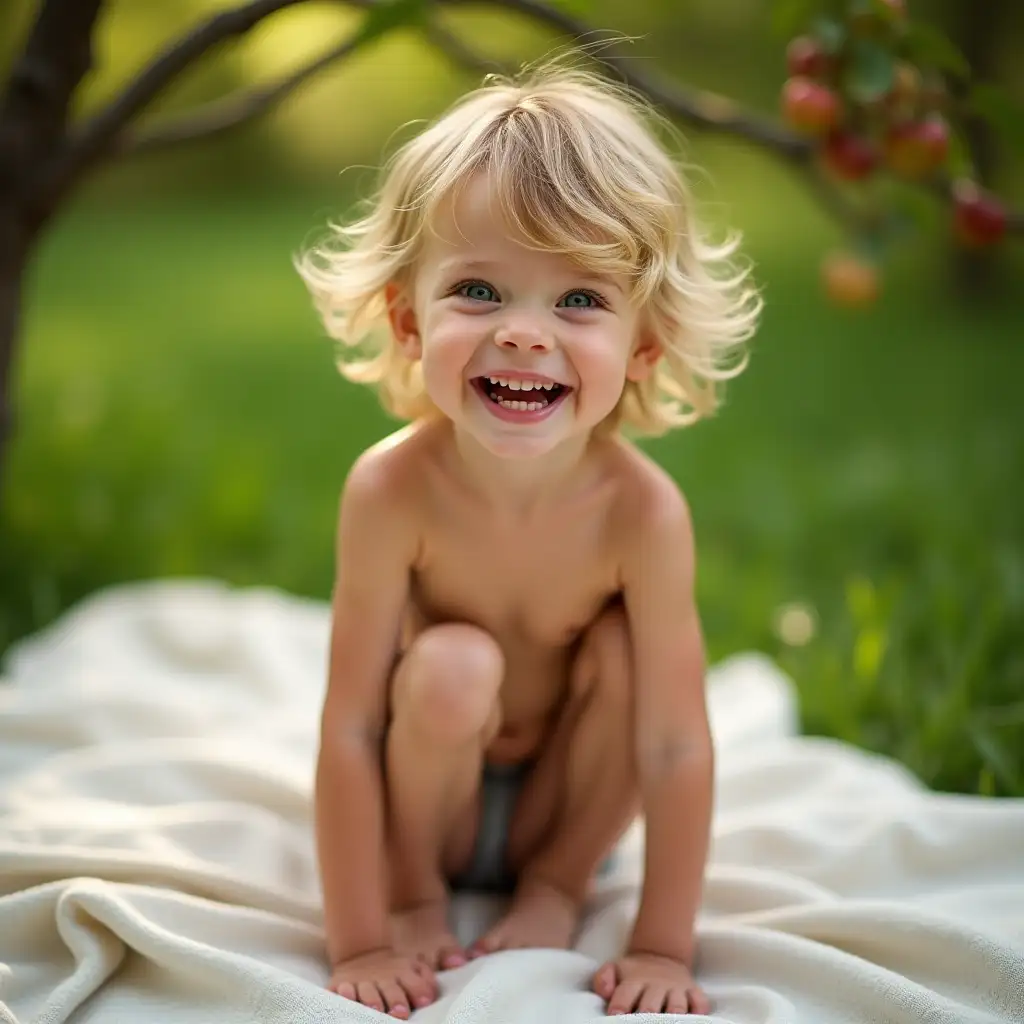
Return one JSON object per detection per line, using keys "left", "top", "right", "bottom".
{"left": 1, "top": 0, "right": 1022, "bottom": 794}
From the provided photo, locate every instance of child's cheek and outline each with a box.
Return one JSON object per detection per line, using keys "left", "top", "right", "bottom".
{"left": 572, "top": 340, "right": 633, "bottom": 419}
{"left": 421, "top": 324, "right": 476, "bottom": 405}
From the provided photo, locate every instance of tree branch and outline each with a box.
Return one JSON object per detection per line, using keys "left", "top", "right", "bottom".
{"left": 435, "top": 0, "right": 1022, "bottom": 238}
{"left": 438, "top": 0, "right": 812, "bottom": 161}
{"left": 42, "top": 0, "right": 316, "bottom": 203}
{"left": 425, "top": 15, "right": 870, "bottom": 238}
{"left": 23, "top": 0, "right": 1023, "bottom": 241}
{"left": 115, "top": 28, "right": 369, "bottom": 157}
{"left": 0, "top": 0, "right": 105, "bottom": 225}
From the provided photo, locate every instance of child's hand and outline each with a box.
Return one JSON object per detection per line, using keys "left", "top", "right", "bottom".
{"left": 328, "top": 948, "right": 439, "bottom": 1019}
{"left": 592, "top": 951, "right": 711, "bottom": 1016}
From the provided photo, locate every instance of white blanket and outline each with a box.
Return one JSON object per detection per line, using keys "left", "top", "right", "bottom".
{"left": 1, "top": 581, "right": 1022, "bottom": 1024}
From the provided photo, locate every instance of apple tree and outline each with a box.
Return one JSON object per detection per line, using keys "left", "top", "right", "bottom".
{"left": 0, "top": 0, "right": 1020, "bottom": 485}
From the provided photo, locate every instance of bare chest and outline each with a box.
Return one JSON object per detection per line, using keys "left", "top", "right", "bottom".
{"left": 411, "top": 502, "right": 620, "bottom": 650}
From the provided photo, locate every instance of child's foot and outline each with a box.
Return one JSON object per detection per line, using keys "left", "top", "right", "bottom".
{"left": 392, "top": 900, "right": 469, "bottom": 971}
{"left": 468, "top": 878, "right": 580, "bottom": 956}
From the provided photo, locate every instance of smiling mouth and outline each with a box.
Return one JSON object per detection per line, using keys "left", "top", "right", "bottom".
{"left": 472, "top": 375, "right": 571, "bottom": 412}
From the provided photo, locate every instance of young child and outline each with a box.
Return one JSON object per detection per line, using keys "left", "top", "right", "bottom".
{"left": 297, "top": 58, "right": 760, "bottom": 1018}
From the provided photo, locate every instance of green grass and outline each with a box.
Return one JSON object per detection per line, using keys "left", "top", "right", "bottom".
{"left": 2, "top": 180, "right": 1022, "bottom": 797}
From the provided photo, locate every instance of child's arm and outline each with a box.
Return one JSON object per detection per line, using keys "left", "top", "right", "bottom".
{"left": 621, "top": 478, "right": 714, "bottom": 967}
{"left": 316, "top": 451, "right": 417, "bottom": 967}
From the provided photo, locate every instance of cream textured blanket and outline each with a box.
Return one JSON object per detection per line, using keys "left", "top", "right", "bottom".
{"left": 1, "top": 581, "right": 1022, "bottom": 1023}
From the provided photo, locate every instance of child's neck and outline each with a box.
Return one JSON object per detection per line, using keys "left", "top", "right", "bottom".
{"left": 448, "top": 423, "right": 594, "bottom": 513}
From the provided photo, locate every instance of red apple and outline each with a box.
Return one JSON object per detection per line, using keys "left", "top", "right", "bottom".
{"left": 782, "top": 77, "right": 842, "bottom": 136}
{"left": 884, "top": 115, "right": 950, "bottom": 179}
{"left": 823, "top": 131, "right": 879, "bottom": 181}
{"left": 953, "top": 181, "right": 1008, "bottom": 247}
{"left": 787, "top": 36, "right": 830, "bottom": 78}
{"left": 822, "top": 252, "right": 881, "bottom": 308}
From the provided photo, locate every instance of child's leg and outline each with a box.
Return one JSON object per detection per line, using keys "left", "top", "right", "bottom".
{"left": 470, "top": 602, "right": 640, "bottom": 954}
{"left": 384, "top": 622, "right": 503, "bottom": 966}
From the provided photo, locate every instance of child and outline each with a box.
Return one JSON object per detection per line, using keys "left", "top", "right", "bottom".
{"left": 297, "top": 58, "right": 760, "bottom": 1018}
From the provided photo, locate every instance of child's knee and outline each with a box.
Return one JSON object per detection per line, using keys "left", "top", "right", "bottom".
{"left": 393, "top": 623, "right": 504, "bottom": 742}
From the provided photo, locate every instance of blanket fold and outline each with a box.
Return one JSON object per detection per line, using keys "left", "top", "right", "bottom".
{"left": 1, "top": 581, "right": 1021, "bottom": 1023}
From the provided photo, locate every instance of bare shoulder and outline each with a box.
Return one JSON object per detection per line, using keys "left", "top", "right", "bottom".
{"left": 333, "top": 421, "right": 445, "bottom": 572}
{"left": 342, "top": 423, "right": 431, "bottom": 504}
{"left": 604, "top": 438, "right": 694, "bottom": 548}
{"left": 338, "top": 421, "right": 448, "bottom": 526}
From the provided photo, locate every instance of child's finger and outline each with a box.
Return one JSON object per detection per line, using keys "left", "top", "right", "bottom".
{"left": 401, "top": 963, "right": 436, "bottom": 1005}
{"left": 378, "top": 979, "right": 409, "bottom": 1019}
{"left": 332, "top": 980, "right": 356, "bottom": 1000}
{"left": 606, "top": 979, "right": 643, "bottom": 1016}
{"left": 636, "top": 982, "right": 669, "bottom": 1014}
{"left": 356, "top": 981, "right": 385, "bottom": 1013}
{"left": 687, "top": 983, "right": 712, "bottom": 1015}
{"left": 440, "top": 944, "right": 468, "bottom": 969}
{"left": 591, "top": 961, "right": 616, "bottom": 999}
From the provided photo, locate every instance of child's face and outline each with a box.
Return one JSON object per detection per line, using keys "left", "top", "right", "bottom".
{"left": 388, "top": 173, "right": 658, "bottom": 460}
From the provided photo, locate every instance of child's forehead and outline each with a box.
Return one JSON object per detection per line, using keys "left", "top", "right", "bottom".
{"left": 423, "top": 173, "right": 621, "bottom": 272}
{"left": 427, "top": 173, "right": 522, "bottom": 247}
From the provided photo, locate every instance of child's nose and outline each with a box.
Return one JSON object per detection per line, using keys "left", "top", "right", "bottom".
{"left": 493, "top": 319, "right": 553, "bottom": 353}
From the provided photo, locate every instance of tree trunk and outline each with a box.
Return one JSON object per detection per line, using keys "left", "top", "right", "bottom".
{"left": 0, "top": 0, "right": 106, "bottom": 490}
{"left": 0, "top": 214, "right": 28, "bottom": 493}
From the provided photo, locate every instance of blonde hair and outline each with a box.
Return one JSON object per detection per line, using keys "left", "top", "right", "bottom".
{"left": 296, "top": 58, "right": 762, "bottom": 435}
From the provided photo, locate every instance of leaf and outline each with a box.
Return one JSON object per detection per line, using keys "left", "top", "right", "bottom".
{"left": 903, "top": 22, "right": 970, "bottom": 79}
{"left": 772, "top": 0, "right": 819, "bottom": 38}
{"left": 843, "top": 38, "right": 895, "bottom": 103}
{"left": 812, "top": 14, "right": 846, "bottom": 55}
{"left": 968, "top": 83, "right": 1024, "bottom": 155}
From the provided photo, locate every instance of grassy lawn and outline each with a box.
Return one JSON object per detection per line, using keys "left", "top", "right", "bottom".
{"left": 2, "top": 168, "right": 1022, "bottom": 797}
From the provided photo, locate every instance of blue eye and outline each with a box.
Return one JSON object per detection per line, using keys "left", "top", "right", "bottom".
{"left": 559, "top": 290, "right": 599, "bottom": 309}
{"left": 459, "top": 282, "right": 498, "bottom": 302}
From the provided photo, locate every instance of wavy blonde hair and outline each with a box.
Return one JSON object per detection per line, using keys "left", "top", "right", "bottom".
{"left": 296, "top": 58, "right": 762, "bottom": 436}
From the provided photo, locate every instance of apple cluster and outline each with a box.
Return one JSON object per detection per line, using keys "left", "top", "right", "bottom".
{"left": 778, "top": 0, "right": 1010, "bottom": 307}
{"left": 780, "top": 0, "right": 1007, "bottom": 277}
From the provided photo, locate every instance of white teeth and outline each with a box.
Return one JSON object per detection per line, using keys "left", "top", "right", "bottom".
{"left": 483, "top": 376, "right": 559, "bottom": 391}
{"left": 496, "top": 398, "right": 545, "bottom": 411}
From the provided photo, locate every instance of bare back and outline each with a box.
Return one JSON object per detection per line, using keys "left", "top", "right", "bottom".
{"left": 362, "top": 418, "right": 670, "bottom": 763}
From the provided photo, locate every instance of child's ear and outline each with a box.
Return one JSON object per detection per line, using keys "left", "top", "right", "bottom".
{"left": 386, "top": 282, "right": 421, "bottom": 359}
{"left": 626, "top": 328, "right": 661, "bottom": 382}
